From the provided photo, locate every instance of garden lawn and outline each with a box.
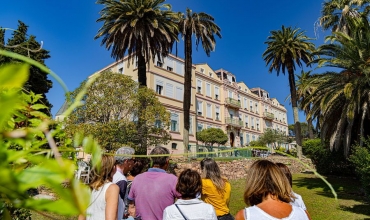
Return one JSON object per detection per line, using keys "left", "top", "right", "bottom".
{"left": 230, "top": 173, "right": 370, "bottom": 220}
{"left": 32, "top": 173, "right": 369, "bottom": 219}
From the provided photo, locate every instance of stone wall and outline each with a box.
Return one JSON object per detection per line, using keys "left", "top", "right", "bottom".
{"left": 173, "top": 155, "right": 315, "bottom": 180}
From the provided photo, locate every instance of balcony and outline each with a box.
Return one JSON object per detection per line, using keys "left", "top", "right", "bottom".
{"left": 225, "top": 117, "right": 243, "bottom": 128}
{"left": 263, "top": 112, "right": 274, "bottom": 121}
{"left": 225, "top": 98, "right": 241, "bottom": 109}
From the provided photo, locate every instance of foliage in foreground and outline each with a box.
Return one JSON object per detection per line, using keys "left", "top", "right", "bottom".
{"left": 65, "top": 71, "right": 171, "bottom": 154}
{"left": 0, "top": 21, "right": 53, "bottom": 110}
{"left": 0, "top": 54, "right": 102, "bottom": 219}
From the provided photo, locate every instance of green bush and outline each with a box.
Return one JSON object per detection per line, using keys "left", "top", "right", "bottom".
{"left": 303, "top": 139, "right": 353, "bottom": 175}
{"left": 349, "top": 138, "right": 370, "bottom": 197}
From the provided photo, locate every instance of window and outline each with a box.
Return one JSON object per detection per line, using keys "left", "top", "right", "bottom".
{"left": 252, "top": 135, "right": 256, "bottom": 141}
{"left": 245, "top": 115, "right": 248, "bottom": 127}
{"left": 251, "top": 117, "right": 254, "bottom": 129}
{"left": 250, "top": 100, "right": 253, "bottom": 111}
{"left": 257, "top": 119, "right": 260, "bottom": 130}
{"left": 165, "top": 83, "right": 174, "bottom": 98}
{"left": 197, "top": 80, "right": 202, "bottom": 93}
{"left": 117, "top": 62, "right": 124, "bottom": 74}
{"left": 118, "top": 67, "right": 123, "bottom": 74}
{"left": 255, "top": 102, "right": 259, "bottom": 113}
{"left": 228, "top": 90, "right": 233, "bottom": 98}
{"left": 209, "top": 72, "right": 213, "bottom": 77}
{"left": 206, "top": 103, "right": 212, "bottom": 118}
{"left": 176, "top": 87, "right": 183, "bottom": 101}
{"left": 240, "top": 135, "right": 244, "bottom": 146}
{"left": 206, "top": 83, "right": 211, "bottom": 97}
{"left": 171, "top": 143, "right": 177, "bottom": 149}
{"left": 244, "top": 98, "right": 247, "bottom": 109}
{"left": 200, "top": 68, "right": 205, "bottom": 73}
{"left": 215, "top": 87, "right": 219, "bottom": 100}
{"left": 156, "top": 61, "right": 163, "bottom": 67}
{"left": 167, "top": 66, "right": 173, "bottom": 71}
{"left": 197, "top": 101, "right": 203, "bottom": 116}
{"left": 155, "top": 120, "right": 162, "bottom": 128}
{"left": 156, "top": 81, "right": 163, "bottom": 95}
{"left": 197, "top": 123, "right": 203, "bottom": 131}
{"left": 215, "top": 106, "right": 220, "bottom": 120}
{"left": 170, "top": 113, "right": 179, "bottom": 132}
{"left": 246, "top": 134, "right": 250, "bottom": 145}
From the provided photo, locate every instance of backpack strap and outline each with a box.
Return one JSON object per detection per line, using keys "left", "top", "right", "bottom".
{"left": 175, "top": 204, "right": 189, "bottom": 220}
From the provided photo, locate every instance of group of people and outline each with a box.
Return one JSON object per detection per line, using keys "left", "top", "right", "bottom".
{"left": 79, "top": 146, "right": 311, "bottom": 220}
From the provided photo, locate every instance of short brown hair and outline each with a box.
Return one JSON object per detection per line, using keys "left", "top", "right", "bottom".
{"left": 176, "top": 169, "right": 202, "bottom": 199}
{"left": 275, "top": 163, "right": 292, "bottom": 187}
{"left": 243, "top": 160, "right": 292, "bottom": 206}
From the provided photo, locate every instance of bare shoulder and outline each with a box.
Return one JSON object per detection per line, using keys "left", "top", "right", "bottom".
{"left": 235, "top": 209, "right": 245, "bottom": 220}
{"left": 108, "top": 183, "right": 119, "bottom": 193}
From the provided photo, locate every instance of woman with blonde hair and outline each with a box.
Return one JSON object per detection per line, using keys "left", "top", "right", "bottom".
{"left": 79, "top": 155, "right": 119, "bottom": 220}
{"left": 235, "top": 160, "right": 310, "bottom": 220}
{"left": 200, "top": 158, "right": 233, "bottom": 220}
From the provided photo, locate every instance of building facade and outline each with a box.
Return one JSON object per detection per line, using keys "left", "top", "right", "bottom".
{"left": 58, "top": 54, "right": 288, "bottom": 154}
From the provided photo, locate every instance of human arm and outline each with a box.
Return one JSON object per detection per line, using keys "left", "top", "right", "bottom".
{"left": 78, "top": 215, "right": 86, "bottom": 220}
{"left": 235, "top": 209, "right": 245, "bottom": 220}
{"left": 105, "top": 184, "right": 119, "bottom": 220}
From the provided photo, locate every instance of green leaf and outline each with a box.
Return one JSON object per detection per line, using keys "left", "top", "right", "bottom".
{"left": 30, "top": 103, "right": 48, "bottom": 110}
{"left": 0, "top": 63, "right": 29, "bottom": 89}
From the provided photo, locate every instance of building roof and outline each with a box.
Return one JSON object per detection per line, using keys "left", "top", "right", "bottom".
{"left": 55, "top": 101, "right": 69, "bottom": 117}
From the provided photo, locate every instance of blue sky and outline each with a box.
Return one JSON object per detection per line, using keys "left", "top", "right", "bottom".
{"left": 1, "top": 1, "right": 328, "bottom": 124}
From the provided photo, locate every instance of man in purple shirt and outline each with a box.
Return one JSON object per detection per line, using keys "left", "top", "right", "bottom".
{"left": 128, "top": 146, "right": 180, "bottom": 220}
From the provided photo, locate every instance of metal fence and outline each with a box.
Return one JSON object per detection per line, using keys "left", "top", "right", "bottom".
{"left": 187, "top": 145, "right": 252, "bottom": 158}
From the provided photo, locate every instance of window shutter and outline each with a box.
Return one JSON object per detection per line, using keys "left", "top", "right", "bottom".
{"left": 166, "top": 83, "right": 173, "bottom": 98}
{"left": 176, "top": 87, "right": 183, "bottom": 101}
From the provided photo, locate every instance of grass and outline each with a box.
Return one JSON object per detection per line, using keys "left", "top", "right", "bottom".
{"left": 230, "top": 173, "right": 370, "bottom": 220}
{"left": 31, "top": 173, "right": 369, "bottom": 220}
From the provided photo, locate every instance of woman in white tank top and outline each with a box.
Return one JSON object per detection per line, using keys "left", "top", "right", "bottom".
{"left": 79, "top": 155, "right": 120, "bottom": 220}
{"left": 235, "top": 160, "right": 310, "bottom": 220}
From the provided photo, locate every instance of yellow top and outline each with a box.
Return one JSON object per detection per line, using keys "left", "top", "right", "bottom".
{"left": 201, "top": 178, "right": 231, "bottom": 216}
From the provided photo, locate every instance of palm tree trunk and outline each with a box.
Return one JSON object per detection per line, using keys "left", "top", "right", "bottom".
{"left": 183, "top": 31, "right": 192, "bottom": 157}
{"left": 287, "top": 62, "right": 302, "bottom": 158}
{"left": 137, "top": 49, "right": 148, "bottom": 154}
{"left": 307, "top": 115, "right": 314, "bottom": 139}
{"left": 137, "top": 52, "right": 147, "bottom": 87}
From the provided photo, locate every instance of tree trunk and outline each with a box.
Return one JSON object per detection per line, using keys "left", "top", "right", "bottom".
{"left": 287, "top": 62, "right": 302, "bottom": 158}
{"left": 183, "top": 31, "right": 192, "bottom": 157}
{"left": 137, "top": 49, "right": 148, "bottom": 154}
{"left": 137, "top": 52, "right": 147, "bottom": 87}
{"left": 307, "top": 117, "right": 314, "bottom": 139}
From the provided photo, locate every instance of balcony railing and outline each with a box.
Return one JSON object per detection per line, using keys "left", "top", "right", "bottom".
{"left": 225, "top": 98, "right": 241, "bottom": 108}
{"left": 225, "top": 117, "right": 243, "bottom": 127}
{"left": 263, "top": 112, "right": 274, "bottom": 120}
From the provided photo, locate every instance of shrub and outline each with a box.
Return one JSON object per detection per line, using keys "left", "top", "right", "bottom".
{"left": 303, "top": 139, "right": 353, "bottom": 175}
{"left": 349, "top": 138, "right": 370, "bottom": 197}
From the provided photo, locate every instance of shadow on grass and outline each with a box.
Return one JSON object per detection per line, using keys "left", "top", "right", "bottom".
{"left": 294, "top": 174, "right": 370, "bottom": 217}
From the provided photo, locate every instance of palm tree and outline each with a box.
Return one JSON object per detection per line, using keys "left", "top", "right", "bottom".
{"left": 303, "top": 16, "right": 370, "bottom": 156}
{"left": 177, "top": 8, "right": 221, "bottom": 153}
{"left": 319, "top": 0, "right": 370, "bottom": 34}
{"left": 95, "top": 0, "right": 179, "bottom": 87}
{"left": 95, "top": 0, "right": 179, "bottom": 152}
{"left": 263, "top": 26, "right": 316, "bottom": 158}
{"left": 296, "top": 70, "right": 315, "bottom": 139}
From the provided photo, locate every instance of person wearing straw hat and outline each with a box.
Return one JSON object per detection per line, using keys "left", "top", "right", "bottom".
{"left": 114, "top": 146, "right": 135, "bottom": 220}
